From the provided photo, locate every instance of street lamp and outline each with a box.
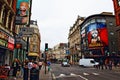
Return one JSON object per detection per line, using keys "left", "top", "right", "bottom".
{"left": 26, "top": 0, "right": 32, "bottom": 59}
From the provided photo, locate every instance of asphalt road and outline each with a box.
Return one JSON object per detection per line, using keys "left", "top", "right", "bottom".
{"left": 51, "top": 63, "right": 120, "bottom": 80}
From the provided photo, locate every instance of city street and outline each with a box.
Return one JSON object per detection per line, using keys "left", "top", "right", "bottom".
{"left": 1, "top": 1, "right": 120, "bottom": 80}
{"left": 51, "top": 63, "right": 120, "bottom": 80}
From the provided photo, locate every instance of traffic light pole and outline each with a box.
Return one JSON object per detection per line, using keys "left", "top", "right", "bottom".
{"left": 45, "top": 43, "right": 48, "bottom": 74}
{"left": 45, "top": 51, "right": 47, "bottom": 74}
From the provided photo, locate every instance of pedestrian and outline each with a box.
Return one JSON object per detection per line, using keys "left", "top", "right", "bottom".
{"left": 104, "top": 59, "right": 109, "bottom": 69}
{"left": 30, "top": 61, "right": 39, "bottom": 80}
{"left": 11, "top": 58, "right": 20, "bottom": 80}
{"left": 99, "top": 59, "right": 104, "bottom": 70}
{"left": 47, "top": 61, "right": 51, "bottom": 72}
{"left": 108, "top": 60, "right": 112, "bottom": 70}
{"left": 38, "top": 61, "right": 43, "bottom": 70}
{"left": 23, "top": 59, "right": 29, "bottom": 80}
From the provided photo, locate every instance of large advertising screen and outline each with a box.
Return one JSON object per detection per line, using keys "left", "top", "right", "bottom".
{"left": 15, "top": 0, "right": 30, "bottom": 25}
{"left": 87, "top": 22, "right": 108, "bottom": 48}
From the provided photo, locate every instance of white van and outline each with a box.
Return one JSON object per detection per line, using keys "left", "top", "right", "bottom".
{"left": 79, "top": 58, "right": 99, "bottom": 67}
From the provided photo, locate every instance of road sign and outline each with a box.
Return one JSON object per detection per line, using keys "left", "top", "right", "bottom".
{"left": 66, "top": 50, "right": 70, "bottom": 54}
{"left": 19, "top": 27, "right": 34, "bottom": 37}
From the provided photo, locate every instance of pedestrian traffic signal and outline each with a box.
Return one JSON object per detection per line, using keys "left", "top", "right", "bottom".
{"left": 45, "top": 43, "right": 48, "bottom": 51}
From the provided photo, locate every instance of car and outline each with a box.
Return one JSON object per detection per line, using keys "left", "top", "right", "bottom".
{"left": 61, "top": 61, "right": 70, "bottom": 67}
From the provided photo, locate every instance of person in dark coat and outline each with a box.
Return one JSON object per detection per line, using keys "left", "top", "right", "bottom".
{"left": 12, "top": 58, "right": 20, "bottom": 78}
{"left": 30, "top": 61, "right": 39, "bottom": 80}
{"left": 23, "top": 59, "right": 29, "bottom": 80}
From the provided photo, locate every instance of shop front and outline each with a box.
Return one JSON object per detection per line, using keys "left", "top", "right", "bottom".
{"left": 0, "top": 30, "right": 14, "bottom": 66}
{"left": 15, "top": 38, "right": 27, "bottom": 63}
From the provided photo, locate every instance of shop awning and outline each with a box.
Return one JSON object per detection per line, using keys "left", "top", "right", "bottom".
{"left": 28, "top": 52, "right": 39, "bottom": 57}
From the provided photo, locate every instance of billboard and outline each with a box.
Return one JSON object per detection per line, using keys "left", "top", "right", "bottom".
{"left": 15, "top": 0, "right": 30, "bottom": 25}
{"left": 87, "top": 22, "right": 108, "bottom": 48}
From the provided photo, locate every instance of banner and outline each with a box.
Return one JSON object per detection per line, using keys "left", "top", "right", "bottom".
{"left": 15, "top": 0, "right": 30, "bottom": 25}
{"left": 87, "top": 22, "right": 108, "bottom": 48}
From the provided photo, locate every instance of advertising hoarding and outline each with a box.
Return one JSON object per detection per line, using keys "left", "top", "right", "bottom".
{"left": 87, "top": 22, "right": 108, "bottom": 48}
{"left": 15, "top": 0, "right": 30, "bottom": 25}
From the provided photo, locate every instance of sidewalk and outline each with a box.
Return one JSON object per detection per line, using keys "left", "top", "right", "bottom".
{"left": 112, "top": 66, "right": 120, "bottom": 71}
{"left": 8, "top": 66, "right": 53, "bottom": 80}
{"left": 39, "top": 66, "right": 53, "bottom": 80}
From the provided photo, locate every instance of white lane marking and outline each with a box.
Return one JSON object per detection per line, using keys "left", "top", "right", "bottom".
{"left": 92, "top": 73, "right": 99, "bottom": 75}
{"left": 52, "top": 73, "right": 56, "bottom": 80}
{"left": 70, "top": 73, "right": 76, "bottom": 76}
{"left": 59, "top": 74, "right": 66, "bottom": 77}
{"left": 83, "top": 72, "right": 89, "bottom": 75}
{"left": 55, "top": 73, "right": 88, "bottom": 80}
{"left": 78, "top": 75, "right": 88, "bottom": 80}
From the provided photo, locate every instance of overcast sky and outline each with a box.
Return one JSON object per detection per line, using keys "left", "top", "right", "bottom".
{"left": 31, "top": 0, "right": 114, "bottom": 50}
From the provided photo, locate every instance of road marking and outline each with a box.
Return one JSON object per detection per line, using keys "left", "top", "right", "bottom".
{"left": 70, "top": 73, "right": 76, "bottom": 76}
{"left": 59, "top": 74, "right": 66, "bottom": 77}
{"left": 52, "top": 73, "right": 56, "bottom": 80}
{"left": 92, "top": 73, "right": 99, "bottom": 75}
{"left": 55, "top": 74, "right": 66, "bottom": 78}
{"left": 78, "top": 75, "right": 88, "bottom": 80}
{"left": 83, "top": 72, "right": 89, "bottom": 75}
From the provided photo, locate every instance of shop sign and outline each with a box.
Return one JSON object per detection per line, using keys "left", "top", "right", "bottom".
{"left": 8, "top": 43, "right": 14, "bottom": 50}
{"left": 0, "top": 31, "right": 9, "bottom": 41}
{"left": 8, "top": 37, "right": 15, "bottom": 44}
{"left": 16, "top": 43, "right": 22, "bottom": 48}
{"left": 19, "top": 27, "right": 34, "bottom": 37}
{"left": 0, "top": 39, "right": 8, "bottom": 47}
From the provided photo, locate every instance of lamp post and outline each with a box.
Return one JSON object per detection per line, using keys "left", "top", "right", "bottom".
{"left": 26, "top": 0, "right": 32, "bottom": 59}
{"left": 45, "top": 43, "right": 48, "bottom": 74}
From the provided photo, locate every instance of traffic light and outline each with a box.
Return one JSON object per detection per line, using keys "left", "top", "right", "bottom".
{"left": 45, "top": 43, "right": 48, "bottom": 51}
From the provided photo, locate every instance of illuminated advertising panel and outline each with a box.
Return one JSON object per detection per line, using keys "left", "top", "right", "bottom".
{"left": 15, "top": 0, "right": 30, "bottom": 25}
{"left": 87, "top": 22, "right": 108, "bottom": 48}
{"left": 8, "top": 43, "right": 14, "bottom": 50}
{"left": 8, "top": 37, "right": 15, "bottom": 50}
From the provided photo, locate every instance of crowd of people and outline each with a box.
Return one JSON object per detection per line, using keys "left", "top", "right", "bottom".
{"left": 1, "top": 58, "right": 51, "bottom": 80}
{"left": 95, "top": 58, "right": 120, "bottom": 70}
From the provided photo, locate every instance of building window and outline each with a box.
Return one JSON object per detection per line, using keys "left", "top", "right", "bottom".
{"left": 0, "top": 3, "right": 2, "bottom": 19}
{"left": 8, "top": 13, "right": 12, "bottom": 30}
{"left": 2, "top": 9, "right": 7, "bottom": 26}
{"left": 33, "top": 45, "right": 36, "bottom": 52}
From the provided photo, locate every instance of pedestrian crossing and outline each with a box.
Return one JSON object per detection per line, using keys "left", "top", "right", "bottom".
{"left": 56, "top": 72, "right": 100, "bottom": 78}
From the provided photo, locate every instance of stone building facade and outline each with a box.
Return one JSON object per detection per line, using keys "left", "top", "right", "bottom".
{"left": 52, "top": 43, "right": 67, "bottom": 61}
{"left": 68, "top": 16, "right": 85, "bottom": 64}
{"left": 28, "top": 20, "right": 41, "bottom": 60}
{"left": 0, "top": 0, "right": 17, "bottom": 66}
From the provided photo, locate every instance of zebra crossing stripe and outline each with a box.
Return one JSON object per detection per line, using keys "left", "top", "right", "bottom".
{"left": 83, "top": 72, "right": 99, "bottom": 76}
{"left": 83, "top": 72, "right": 89, "bottom": 75}
{"left": 70, "top": 73, "right": 76, "bottom": 76}
{"left": 59, "top": 74, "right": 66, "bottom": 77}
{"left": 92, "top": 73, "right": 99, "bottom": 75}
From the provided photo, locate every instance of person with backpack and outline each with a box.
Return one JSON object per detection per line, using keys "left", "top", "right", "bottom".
{"left": 47, "top": 61, "right": 51, "bottom": 72}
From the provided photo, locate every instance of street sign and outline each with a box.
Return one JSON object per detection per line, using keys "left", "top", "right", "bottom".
{"left": 19, "top": 27, "right": 34, "bottom": 37}
{"left": 66, "top": 50, "right": 70, "bottom": 54}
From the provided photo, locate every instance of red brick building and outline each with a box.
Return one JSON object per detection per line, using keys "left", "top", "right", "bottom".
{"left": 113, "top": 0, "right": 120, "bottom": 54}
